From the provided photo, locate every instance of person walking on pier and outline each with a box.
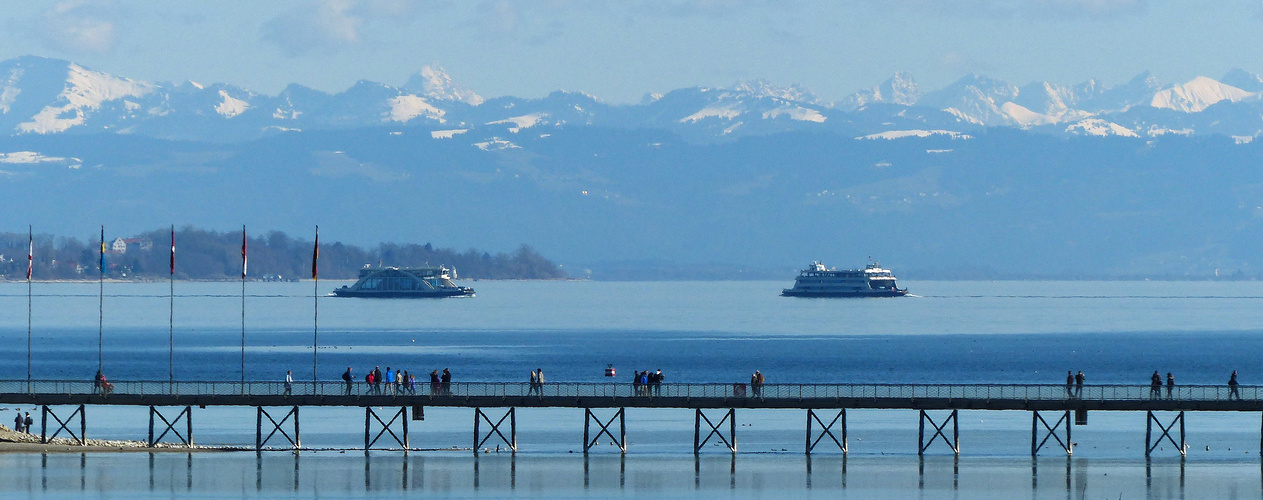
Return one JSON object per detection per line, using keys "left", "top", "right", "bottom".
{"left": 653, "top": 369, "right": 663, "bottom": 396}
{"left": 365, "top": 371, "right": 375, "bottom": 394}
{"left": 1065, "top": 371, "right": 1074, "bottom": 397}
{"left": 284, "top": 370, "right": 293, "bottom": 396}
{"left": 342, "top": 367, "right": 354, "bottom": 395}
{"left": 430, "top": 370, "right": 440, "bottom": 396}
{"left": 372, "top": 366, "right": 382, "bottom": 395}
{"left": 1166, "top": 372, "right": 1175, "bottom": 399}
{"left": 1149, "top": 371, "right": 1161, "bottom": 399}
{"left": 1074, "top": 371, "right": 1085, "bottom": 398}
{"left": 1229, "top": 371, "right": 1241, "bottom": 400}
{"left": 441, "top": 368, "right": 451, "bottom": 395}
{"left": 529, "top": 369, "right": 539, "bottom": 396}
{"left": 536, "top": 369, "right": 545, "bottom": 397}
{"left": 385, "top": 367, "right": 394, "bottom": 395}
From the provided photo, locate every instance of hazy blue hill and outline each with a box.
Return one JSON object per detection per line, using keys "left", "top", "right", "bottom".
{"left": 2, "top": 124, "right": 1262, "bottom": 279}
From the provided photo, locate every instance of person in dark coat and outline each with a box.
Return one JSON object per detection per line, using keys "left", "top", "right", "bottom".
{"left": 441, "top": 368, "right": 451, "bottom": 395}
{"left": 1074, "top": 371, "right": 1085, "bottom": 398}
{"left": 13, "top": 412, "right": 22, "bottom": 433}
{"left": 342, "top": 367, "right": 354, "bottom": 395}
{"left": 1229, "top": 371, "right": 1241, "bottom": 400}
{"left": 1165, "top": 372, "right": 1175, "bottom": 399}
{"left": 1149, "top": 371, "right": 1162, "bottom": 399}
{"left": 23, "top": 413, "right": 31, "bottom": 434}
{"left": 1065, "top": 371, "right": 1074, "bottom": 397}
{"left": 430, "top": 370, "right": 440, "bottom": 396}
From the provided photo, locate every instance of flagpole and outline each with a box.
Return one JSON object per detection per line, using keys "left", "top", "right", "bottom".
{"left": 27, "top": 225, "right": 32, "bottom": 393}
{"left": 99, "top": 225, "right": 104, "bottom": 373}
{"left": 312, "top": 225, "right": 319, "bottom": 390}
{"left": 241, "top": 225, "right": 246, "bottom": 392}
{"left": 169, "top": 225, "right": 175, "bottom": 389}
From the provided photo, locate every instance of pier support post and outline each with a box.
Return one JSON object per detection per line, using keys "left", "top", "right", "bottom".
{"left": 583, "top": 408, "right": 627, "bottom": 454}
{"left": 918, "top": 410, "right": 959, "bottom": 455}
{"left": 473, "top": 407, "right": 517, "bottom": 453}
{"left": 1145, "top": 411, "right": 1185, "bottom": 457}
{"left": 364, "top": 406, "right": 409, "bottom": 451}
{"left": 40, "top": 404, "right": 86, "bottom": 445}
{"left": 694, "top": 409, "right": 736, "bottom": 454}
{"left": 148, "top": 406, "right": 193, "bottom": 447}
{"left": 805, "top": 409, "right": 847, "bottom": 454}
{"left": 1031, "top": 411, "right": 1071, "bottom": 456}
{"left": 255, "top": 406, "right": 301, "bottom": 451}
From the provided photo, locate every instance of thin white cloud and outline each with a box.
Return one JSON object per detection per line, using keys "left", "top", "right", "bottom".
{"left": 261, "top": 0, "right": 365, "bottom": 57}
{"left": 33, "top": 1, "right": 119, "bottom": 55}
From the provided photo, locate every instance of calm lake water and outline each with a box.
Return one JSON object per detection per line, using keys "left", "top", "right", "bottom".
{"left": 1, "top": 279, "right": 1262, "bottom": 498}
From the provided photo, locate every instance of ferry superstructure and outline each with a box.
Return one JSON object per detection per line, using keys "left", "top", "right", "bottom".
{"left": 781, "top": 261, "right": 908, "bottom": 297}
{"left": 331, "top": 266, "right": 474, "bottom": 298}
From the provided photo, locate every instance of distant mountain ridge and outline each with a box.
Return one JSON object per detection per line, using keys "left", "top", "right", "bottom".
{"left": 3, "top": 55, "right": 1263, "bottom": 144}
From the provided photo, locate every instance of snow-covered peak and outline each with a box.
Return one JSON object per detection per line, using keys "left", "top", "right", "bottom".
{"left": 1064, "top": 118, "right": 1139, "bottom": 138}
{"left": 919, "top": 74, "right": 1019, "bottom": 126}
{"left": 843, "top": 71, "right": 924, "bottom": 111}
{"left": 17, "top": 62, "right": 153, "bottom": 134}
{"left": 404, "top": 65, "right": 484, "bottom": 106}
{"left": 731, "top": 79, "right": 818, "bottom": 104}
{"left": 1150, "top": 76, "right": 1253, "bottom": 113}
{"left": 838, "top": 72, "right": 921, "bottom": 111}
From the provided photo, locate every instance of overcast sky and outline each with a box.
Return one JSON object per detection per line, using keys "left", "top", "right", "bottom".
{"left": 2, "top": 0, "right": 1261, "bottom": 103}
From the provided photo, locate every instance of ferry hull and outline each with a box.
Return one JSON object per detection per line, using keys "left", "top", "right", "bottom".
{"left": 781, "top": 289, "right": 908, "bottom": 298}
{"left": 331, "top": 289, "right": 474, "bottom": 298}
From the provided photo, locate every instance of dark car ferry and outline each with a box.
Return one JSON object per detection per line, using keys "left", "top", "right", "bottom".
{"left": 332, "top": 266, "right": 475, "bottom": 298}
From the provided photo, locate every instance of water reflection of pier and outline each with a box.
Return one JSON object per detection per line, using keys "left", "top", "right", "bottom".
{"left": 23, "top": 452, "right": 1197, "bottom": 497}
{"left": 5, "top": 381, "right": 1262, "bottom": 457}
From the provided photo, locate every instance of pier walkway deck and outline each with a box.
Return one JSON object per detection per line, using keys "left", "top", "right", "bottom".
{"left": 1, "top": 380, "right": 1260, "bottom": 411}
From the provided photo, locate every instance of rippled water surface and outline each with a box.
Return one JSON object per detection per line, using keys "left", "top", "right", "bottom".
{"left": 1, "top": 280, "right": 1261, "bottom": 498}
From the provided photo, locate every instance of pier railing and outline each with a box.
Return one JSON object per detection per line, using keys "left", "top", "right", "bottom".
{"left": 0, "top": 380, "right": 1257, "bottom": 403}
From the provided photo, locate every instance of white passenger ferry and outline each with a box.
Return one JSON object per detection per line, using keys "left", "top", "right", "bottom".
{"left": 781, "top": 261, "right": 908, "bottom": 297}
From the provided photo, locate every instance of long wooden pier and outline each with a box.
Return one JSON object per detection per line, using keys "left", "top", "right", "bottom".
{"left": 2, "top": 380, "right": 1258, "bottom": 456}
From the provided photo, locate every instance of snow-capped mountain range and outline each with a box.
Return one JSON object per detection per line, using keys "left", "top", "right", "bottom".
{"left": 2, "top": 55, "right": 1263, "bottom": 143}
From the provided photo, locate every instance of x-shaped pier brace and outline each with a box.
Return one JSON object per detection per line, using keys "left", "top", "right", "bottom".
{"left": 1145, "top": 411, "right": 1185, "bottom": 457}
{"left": 474, "top": 407, "right": 516, "bottom": 453}
{"left": 365, "top": 406, "right": 409, "bottom": 450}
{"left": 806, "top": 409, "right": 847, "bottom": 454}
{"left": 149, "top": 406, "right": 193, "bottom": 447}
{"left": 1031, "top": 410, "right": 1071, "bottom": 456}
{"left": 256, "top": 406, "right": 300, "bottom": 450}
{"left": 918, "top": 409, "right": 959, "bottom": 455}
{"left": 41, "top": 404, "right": 85, "bottom": 445}
{"left": 584, "top": 408, "right": 626, "bottom": 453}
{"left": 694, "top": 408, "right": 736, "bottom": 454}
